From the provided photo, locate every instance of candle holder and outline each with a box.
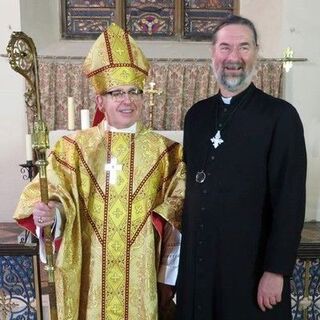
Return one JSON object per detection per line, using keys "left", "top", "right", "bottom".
{"left": 18, "top": 228, "right": 33, "bottom": 244}
{"left": 19, "top": 160, "right": 35, "bottom": 182}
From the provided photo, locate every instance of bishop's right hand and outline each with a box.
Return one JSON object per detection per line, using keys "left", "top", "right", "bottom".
{"left": 33, "top": 201, "right": 57, "bottom": 228}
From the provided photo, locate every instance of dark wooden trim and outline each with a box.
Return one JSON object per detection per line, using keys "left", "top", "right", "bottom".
{"left": 233, "top": 0, "right": 240, "bottom": 15}
{"left": 116, "top": 0, "right": 126, "bottom": 29}
{"left": 0, "top": 243, "right": 38, "bottom": 256}
{"left": 297, "top": 243, "right": 320, "bottom": 260}
{"left": 33, "top": 254, "right": 44, "bottom": 319}
{"left": 175, "top": 0, "right": 183, "bottom": 36}
{"left": 60, "top": 0, "right": 68, "bottom": 39}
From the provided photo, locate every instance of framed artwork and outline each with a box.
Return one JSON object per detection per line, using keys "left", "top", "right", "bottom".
{"left": 61, "top": 0, "right": 239, "bottom": 40}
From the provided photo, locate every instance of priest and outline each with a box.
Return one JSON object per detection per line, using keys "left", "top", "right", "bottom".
{"left": 176, "top": 15, "right": 306, "bottom": 320}
{"left": 14, "top": 24, "right": 185, "bottom": 320}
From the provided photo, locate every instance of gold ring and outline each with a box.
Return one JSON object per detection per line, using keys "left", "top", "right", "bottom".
{"left": 38, "top": 217, "right": 44, "bottom": 224}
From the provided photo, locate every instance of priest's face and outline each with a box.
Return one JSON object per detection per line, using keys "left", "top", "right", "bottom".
{"left": 211, "top": 24, "right": 258, "bottom": 96}
{"left": 96, "top": 85, "right": 143, "bottom": 129}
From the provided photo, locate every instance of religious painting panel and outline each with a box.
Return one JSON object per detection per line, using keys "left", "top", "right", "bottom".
{"left": 125, "top": 0, "right": 176, "bottom": 38}
{"left": 308, "top": 260, "right": 320, "bottom": 319}
{"left": 184, "top": 0, "right": 236, "bottom": 39}
{"left": 61, "top": 0, "right": 116, "bottom": 39}
{"left": 0, "top": 244, "right": 42, "bottom": 319}
{"left": 291, "top": 242, "right": 320, "bottom": 319}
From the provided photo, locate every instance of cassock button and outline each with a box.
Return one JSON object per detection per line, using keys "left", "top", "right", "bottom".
{"left": 201, "top": 207, "right": 206, "bottom": 211}
{"left": 199, "top": 257, "right": 203, "bottom": 262}
{"left": 207, "top": 172, "right": 211, "bottom": 176}
{"left": 202, "top": 189, "right": 207, "bottom": 194}
{"left": 198, "top": 240, "right": 203, "bottom": 245}
{"left": 218, "top": 123, "right": 222, "bottom": 128}
{"left": 224, "top": 107, "right": 228, "bottom": 112}
{"left": 200, "top": 224, "right": 204, "bottom": 229}
{"left": 211, "top": 156, "right": 215, "bottom": 160}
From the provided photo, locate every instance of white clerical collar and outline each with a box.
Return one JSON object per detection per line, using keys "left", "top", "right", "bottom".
{"left": 221, "top": 96, "right": 232, "bottom": 105}
{"left": 103, "top": 120, "right": 137, "bottom": 133}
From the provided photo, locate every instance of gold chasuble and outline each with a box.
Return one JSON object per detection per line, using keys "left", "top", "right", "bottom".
{"left": 14, "top": 122, "right": 185, "bottom": 320}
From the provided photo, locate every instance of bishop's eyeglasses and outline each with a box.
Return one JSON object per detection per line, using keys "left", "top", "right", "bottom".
{"left": 105, "top": 88, "right": 143, "bottom": 102}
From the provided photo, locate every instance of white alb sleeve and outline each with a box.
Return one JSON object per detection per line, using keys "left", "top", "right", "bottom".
{"left": 157, "top": 222, "right": 181, "bottom": 285}
{"left": 37, "top": 205, "right": 64, "bottom": 263}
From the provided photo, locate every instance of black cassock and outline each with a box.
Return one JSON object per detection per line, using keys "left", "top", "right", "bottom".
{"left": 176, "top": 84, "right": 306, "bottom": 320}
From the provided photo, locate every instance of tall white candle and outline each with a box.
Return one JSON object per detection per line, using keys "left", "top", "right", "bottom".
{"left": 26, "top": 134, "right": 33, "bottom": 161}
{"left": 81, "top": 109, "right": 90, "bottom": 130}
{"left": 67, "top": 97, "right": 75, "bottom": 130}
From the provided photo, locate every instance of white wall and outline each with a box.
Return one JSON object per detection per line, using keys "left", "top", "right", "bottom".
{"left": 241, "top": 3, "right": 320, "bottom": 222}
{"left": 0, "top": 0, "right": 319, "bottom": 221}
{"left": 280, "top": 0, "right": 320, "bottom": 221}
{"left": 0, "top": 1, "right": 27, "bottom": 222}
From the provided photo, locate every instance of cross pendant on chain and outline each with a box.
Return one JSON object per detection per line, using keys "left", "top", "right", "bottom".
{"left": 210, "top": 130, "right": 224, "bottom": 149}
{"left": 105, "top": 157, "right": 122, "bottom": 185}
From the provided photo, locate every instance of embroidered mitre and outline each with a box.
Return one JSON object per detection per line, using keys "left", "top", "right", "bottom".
{"left": 83, "top": 23, "right": 150, "bottom": 94}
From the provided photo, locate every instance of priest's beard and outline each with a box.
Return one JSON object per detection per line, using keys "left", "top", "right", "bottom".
{"left": 212, "top": 61, "right": 256, "bottom": 93}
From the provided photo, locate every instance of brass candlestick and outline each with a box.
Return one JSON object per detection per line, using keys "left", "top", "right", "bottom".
{"left": 7, "top": 31, "right": 57, "bottom": 320}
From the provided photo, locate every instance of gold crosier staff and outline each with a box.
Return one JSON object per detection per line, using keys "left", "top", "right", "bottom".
{"left": 6, "top": 32, "right": 58, "bottom": 320}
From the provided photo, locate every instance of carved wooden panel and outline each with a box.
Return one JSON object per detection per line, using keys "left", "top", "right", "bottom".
{"left": 126, "top": 0, "right": 176, "bottom": 38}
{"left": 61, "top": 0, "right": 117, "bottom": 39}
{"left": 61, "top": 0, "right": 238, "bottom": 40}
{"left": 184, "top": 0, "right": 236, "bottom": 39}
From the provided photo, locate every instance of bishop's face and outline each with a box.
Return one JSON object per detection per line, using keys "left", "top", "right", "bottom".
{"left": 96, "top": 85, "right": 143, "bottom": 129}
{"left": 211, "top": 24, "right": 258, "bottom": 96}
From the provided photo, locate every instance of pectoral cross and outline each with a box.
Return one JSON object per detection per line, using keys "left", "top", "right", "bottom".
{"left": 210, "top": 130, "right": 224, "bottom": 149}
{"left": 105, "top": 157, "right": 122, "bottom": 185}
{"left": 144, "top": 80, "right": 162, "bottom": 128}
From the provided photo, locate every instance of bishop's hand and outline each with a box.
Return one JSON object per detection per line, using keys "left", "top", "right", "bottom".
{"left": 33, "top": 201, "right": 57, "bottom": 227}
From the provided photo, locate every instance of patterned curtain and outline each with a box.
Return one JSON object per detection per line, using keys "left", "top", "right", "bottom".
{"left": 30, "top": 59, "right": 283, "bottom": 131}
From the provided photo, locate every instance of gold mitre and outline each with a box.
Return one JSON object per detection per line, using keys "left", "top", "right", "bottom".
{"left": 83, "top": 23, "right": 150, "bottom": 94}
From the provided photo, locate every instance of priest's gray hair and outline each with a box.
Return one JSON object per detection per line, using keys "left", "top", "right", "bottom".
{"left": 211, "top": 15, "right": 259, "bottom": 47}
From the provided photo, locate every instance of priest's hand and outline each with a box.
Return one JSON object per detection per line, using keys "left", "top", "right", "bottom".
{"left": 33, "top": 201, "right": 57, "bottom": 227}
{"left": 257, "top": 271, "right": 283, "bottom": 311}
